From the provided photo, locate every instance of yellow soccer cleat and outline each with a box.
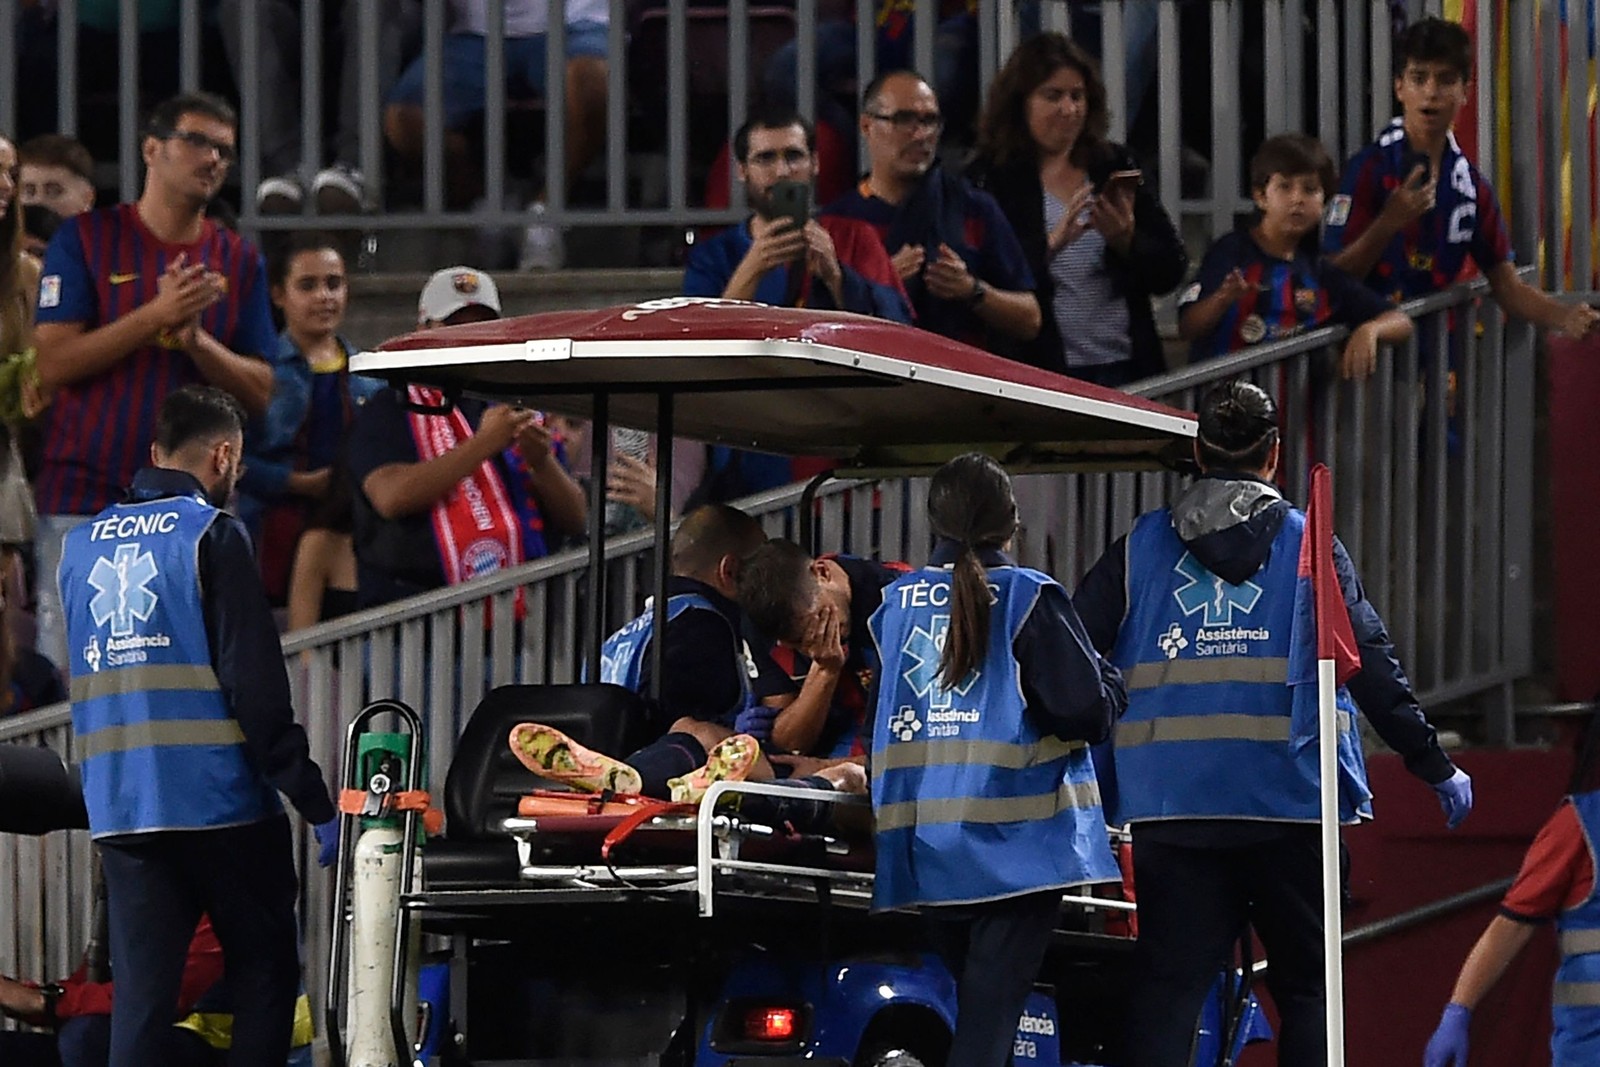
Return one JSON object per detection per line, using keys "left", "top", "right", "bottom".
{"left": 667, "top": 733, "right": 761, "bottom": 804}
{"left": 508, "top": 722, "right": 643, "bottom": 795}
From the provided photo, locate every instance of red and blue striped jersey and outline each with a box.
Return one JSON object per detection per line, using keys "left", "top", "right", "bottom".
{"left": 1322, "top": 118, "right": 1512, "bottom": 302}
{"left": 33, "top": 203, "right": 275, "bottom": 514}
{"left": 1178, "top": 229, "right": 1394, "bottom": 363}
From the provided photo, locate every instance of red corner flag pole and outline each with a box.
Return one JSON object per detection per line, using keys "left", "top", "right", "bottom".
{"left": 1297, "top": 464, "right": 1361, "bottom": 1067}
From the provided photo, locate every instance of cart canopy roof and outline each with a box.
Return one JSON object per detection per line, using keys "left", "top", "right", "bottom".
{"left": 355, "top": 298, "right": 1196, "bottom": 471}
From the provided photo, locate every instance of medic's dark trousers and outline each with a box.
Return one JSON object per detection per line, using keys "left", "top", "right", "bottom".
{"left": 1124, "top": 825, "right": 1328, "bottom": 1067}
{"left": 98, "top": 814, "right": 301, "bottom": 1067}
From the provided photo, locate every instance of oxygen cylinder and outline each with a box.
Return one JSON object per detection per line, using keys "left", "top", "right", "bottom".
{"left": 344, "top": 734, "right": 424, "bottom": 1067}
{"left": 346, "top": 825, "right": 422, "bottom": 1066}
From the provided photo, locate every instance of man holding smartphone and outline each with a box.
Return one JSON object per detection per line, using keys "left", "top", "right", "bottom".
{"left": 684, "top": 108, "right": 911, "bottom": 323}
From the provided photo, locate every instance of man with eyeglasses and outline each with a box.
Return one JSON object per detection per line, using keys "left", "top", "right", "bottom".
{"left": 685, "top": 108, "right": 910, "bottom": 323}
{"left": 29, "top": 92, "right": 276, "bottom": 676}
{"left": 827, "top": 70, "right": 1041, "bottom": 355}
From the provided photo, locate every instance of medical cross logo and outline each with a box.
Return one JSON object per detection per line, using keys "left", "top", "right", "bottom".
{"left": 889, "top": 706, "right": 923, "bottom": 742}
{"left": 87, "top": 544, "right": 159, "bottom": 638}
{"left": 902, "top": 615, "right": 978, "bottom": 710}
{"left": 1157, "top": 623, "right": 1188, "bottom": 660}
{"left": 1172, "top": 552, "right": 1262, "bottom": 626}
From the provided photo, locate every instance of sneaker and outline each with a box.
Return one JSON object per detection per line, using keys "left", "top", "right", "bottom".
{"left": 508, "top": 723, "right": 643, "bottom": 795}
{"left": 312, "top": 164, "right": 369, "bottom": 215}
{"left": 256, "top": 175, "right": 304, "bottom": 215}
{"left": 667, "top": 733, "right": 761, "bottom": 804}
{"left": 518, "top": 201, "right": 565, "bottom": 271}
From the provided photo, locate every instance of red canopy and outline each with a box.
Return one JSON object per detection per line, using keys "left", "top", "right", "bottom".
{"left": 357, "top": 299, "right": 1196, "bottom": 471}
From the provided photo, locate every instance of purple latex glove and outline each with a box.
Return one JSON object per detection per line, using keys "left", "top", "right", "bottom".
{"left": 1423, "top": 1003, "right": 1470, "bottom": 1067}
{"left": 1434, "top": 768, "right": 1473, "bottom": 830}
{"left": 313, "top": 817, "right": 341, "bottom": 869}
{"left": 734, "top": 701, "right": 781, "bottom": 742}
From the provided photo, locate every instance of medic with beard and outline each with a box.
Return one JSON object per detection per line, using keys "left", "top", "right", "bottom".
{"left": 57, "top": 385, "right": 338, "bottom": 1067}
{"left": 684, "top": 107, "right": 911, "bottom": 322}
{"left": 825, "top": 70, "right": 1040, "bottom": 354}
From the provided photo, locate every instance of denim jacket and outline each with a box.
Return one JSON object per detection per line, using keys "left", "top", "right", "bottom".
{"left": 239, "top": 331, "right": 382, "bottom": 528}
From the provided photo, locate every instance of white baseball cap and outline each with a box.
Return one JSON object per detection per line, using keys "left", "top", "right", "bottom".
{"left": 417, "top": 266, "right": 503, "bottom": 324}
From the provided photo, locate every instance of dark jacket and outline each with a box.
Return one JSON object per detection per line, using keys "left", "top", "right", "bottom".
{"left": 966, "top": 141, "right": 1187, "bottom": 379}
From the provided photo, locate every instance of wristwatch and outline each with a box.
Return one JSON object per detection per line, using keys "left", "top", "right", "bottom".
{"left": 38, "top": 982, "right": 64, "bottom": 1025}
{"left": 966, "top": 277, "right": 987, "bottom": 308}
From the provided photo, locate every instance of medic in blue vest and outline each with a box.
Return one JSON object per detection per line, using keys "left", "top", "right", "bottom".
{"left": 57, "top": 385, "right": 338, "bottom": 1067}
{"left": 867, "top": 452, "right": 1125, "bottom": 1067}
{"left": 1072, "top": 380, "right": 1472, "bottom": 1067}
{"left": 1425, "top": 786, "right": 1600, "bottom": 1067}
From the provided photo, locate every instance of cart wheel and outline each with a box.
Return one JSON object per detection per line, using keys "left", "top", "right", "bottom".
{"left": 855, "top": 1046, "right": 931, "bottom": 1067}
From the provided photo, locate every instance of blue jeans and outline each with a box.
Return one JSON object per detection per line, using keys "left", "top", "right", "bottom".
{"left": 32, "top": 513, "right": 92, "bottom": 675}
{"left": 387, "top": 22, "right": 610, "bottom": 130}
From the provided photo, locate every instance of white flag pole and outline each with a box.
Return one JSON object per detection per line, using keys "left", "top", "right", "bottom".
{"left": 1319, "top": 656, "right": 1346, "bottom": 1067}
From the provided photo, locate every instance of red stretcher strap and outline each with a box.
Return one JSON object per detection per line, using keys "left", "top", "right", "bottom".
{"left": 600, "top": 798, "right": 694, "bottom": 861}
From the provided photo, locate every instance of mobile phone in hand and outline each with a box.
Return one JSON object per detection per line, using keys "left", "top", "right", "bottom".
{"left": 1099, "top": 169, "right": 1143, "bottom": 196}
{"left": 766, "top": 178, "right": 811, "bottom": 233}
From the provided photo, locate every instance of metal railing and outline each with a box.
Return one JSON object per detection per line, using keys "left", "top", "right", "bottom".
{"left": 2, "top": 0, "right": 1547, "bottom": 261}
{"left": 0, "top": 276, "right": 1535, "bottom": 1025}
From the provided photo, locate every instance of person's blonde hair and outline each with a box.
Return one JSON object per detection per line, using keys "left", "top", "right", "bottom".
{"left": 0, "top": 134, "right": 31, "bottom": 360}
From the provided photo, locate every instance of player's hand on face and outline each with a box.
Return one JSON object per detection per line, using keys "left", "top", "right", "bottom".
{"left": 799, "top": 601, "right": 847, "bottom": 669}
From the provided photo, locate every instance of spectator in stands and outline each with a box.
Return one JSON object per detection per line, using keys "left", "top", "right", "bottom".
{"left": 763, "top": 2, "right": 981, "bottom": 152}
{"left": 1178, "top": 133, "right": 1412, "bottom": 377}
{"left": 346, "top": 266, "right": 586, "bottom": 608}
{"left": 17, "top": 135, "right": 96, "bottom": 219}
{"left": 1324, "top": 16, "right": 1599, "bottom": 339}
{"left": 239, "top": 233, "right": 381, "bottom": 603}
{"left": 828, "top": 71, "right": 1040, "bottom": 354}
{"left": 1, "top": 132, "right": 45, "bottom": 589}
{"left": 286, "top": 461, "right": 360, "bottom": 631}
{"left": 1, "top": 548, "right": 64, "bottom": 716}
{"left": 218, "top": 0, "right": 421, "bottom": 215}
{"left": 22, "top": 206, "right": 64, "bottom": 261}
{"left": 29, "top": 91, "right": 276, "bottom": 671}
{"left": 685, "top": 108, "right": 911, "bottom": 323}
{"left": 544, "top": 418, "right": 704, "bottom": 538}
{"left": 382, "top": 0, "right": 609, "bottom": 270}
{"left": 967, "top": 34, "right": 1188, "bottom": 383}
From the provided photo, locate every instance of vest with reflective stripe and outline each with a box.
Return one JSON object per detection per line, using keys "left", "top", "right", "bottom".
{"left": 593, "top": 592, "right": 752, "bottom": 720}
{"left": 1553, "top": 791, "right": 1600, "bottom": 1064}
{"left": 868, "top": 565, "right": 1118, "bottom": 911}
{"left": 1109, "top": 508, "right": 1371, "bottom": 825}
{"left": 60, "top": 493, "right": 281, "bottom": 837}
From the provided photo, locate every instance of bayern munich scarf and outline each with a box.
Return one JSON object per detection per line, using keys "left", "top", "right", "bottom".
{"left": 406, "top": 385, "right": 524, "bottom": 585}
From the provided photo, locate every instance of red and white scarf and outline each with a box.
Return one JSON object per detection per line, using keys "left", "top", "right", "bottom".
{"left": 406, "top": 385, "right": 523, "bottom": 585}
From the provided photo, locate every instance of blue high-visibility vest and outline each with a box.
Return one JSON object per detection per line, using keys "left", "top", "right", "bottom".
{"left": 1553, "top": 791, "right": 1600, "bottom": 1065}
{"left": 60, "top": 493, "right": 280, "bottom": 837}
{"left": 593, "top": 592, "right": 752, "bottom": 721}
{"left": 868, "top": 565, "right": 1118, "bottom": 911}
{"left": 1109, "top": 508, "right": 1371, "bottom": 826}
